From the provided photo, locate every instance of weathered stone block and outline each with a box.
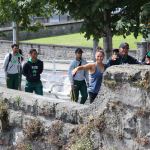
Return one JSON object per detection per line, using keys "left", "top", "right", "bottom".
{"left": 9, "top": 110, "right": 23, "bottom": 128}
{"left": 55, "top": 102, "right": 88, "bottom": 124}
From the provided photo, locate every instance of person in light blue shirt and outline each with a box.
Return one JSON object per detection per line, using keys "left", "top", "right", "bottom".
{"left": 72, "top": 47, "right": 107, "bottom": 103}
{"left": 68, "top": 48, "right": 89, "bottom": 104}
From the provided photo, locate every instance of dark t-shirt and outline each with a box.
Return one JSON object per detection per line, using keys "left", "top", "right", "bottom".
{"left": 107, "top": 54, "right": 139, "bottom": 67}
{"left": 23, "top": 59, "right": 43, "bottom": 82}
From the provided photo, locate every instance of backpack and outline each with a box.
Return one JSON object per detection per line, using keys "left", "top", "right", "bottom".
{"left": 5, "top": 53, "right": 12, "bottom": 72}
{"left": 5, "top": 51, "right": 23, "bottom": 71}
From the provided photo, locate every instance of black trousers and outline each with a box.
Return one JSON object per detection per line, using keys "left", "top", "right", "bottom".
{"left": 73, "top": 80, "right": 88, "bottom": 104}
{"left": 89, "top": 92, "right": 98, "bottom": 104}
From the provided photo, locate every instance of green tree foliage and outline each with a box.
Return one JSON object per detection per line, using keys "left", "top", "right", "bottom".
{"left": 141, "top": 2, "right": 150, "bottom": 25}
{"left": 140, "top": 2, "right": 150, "bottom": 38}
{"left": 50, "top": 0, "right": 150, "bottom": 39}
{"left": 0, "top": 0, "right": 52, "bottom": 31}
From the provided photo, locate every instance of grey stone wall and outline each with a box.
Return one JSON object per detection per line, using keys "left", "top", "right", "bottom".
{"left": 0, "top": 87, "right": 88, "bottom": 149}
{"left": 0, "top": 40, "right": 138, "bottom": 62}
{"left": 0, "top": 21, "right": 83, "bottom": 41}
{"left": 0, "top": 65, "right": 150, "bottom": 149}
{"left": 0, "top": 40, "right": 93, "bottom": 61}
{"left": 90, "top": 65, "right": 150, "bottom": 150}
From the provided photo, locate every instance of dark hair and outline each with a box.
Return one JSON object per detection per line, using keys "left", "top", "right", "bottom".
{"left": 19, "top": 49, "right": 24, "bottom": 61}
{"left": 96, "top": 47, "right": 103, "bottom": 51}
{"left": 19, "top": 49, "right": 23, "bottom": 55}
{"left": 75, "top": 48, "right": 83, "bottom": 53}
{"left": 119, "top": 42, "right": 129, "bottom": 49}
{"left": 112, "top": 48, "right": 119, "bottom": 53}
{"left": 11, "top": 44, "right": 19, "bottom": 49}
{"left": 29, "top": 49, "right": 37, "bottom": 54}
{"left": 96, "top": 47, "right": 105, "bottom": 55}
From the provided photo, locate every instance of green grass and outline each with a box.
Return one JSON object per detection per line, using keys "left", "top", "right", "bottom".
{"left": 22, "top": 33, "right": 142, "bottom": 49}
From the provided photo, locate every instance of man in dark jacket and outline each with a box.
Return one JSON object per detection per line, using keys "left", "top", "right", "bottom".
{"left": 107, "top": 42, "right": 139, "bottom": 66}
{"left": 23, "top": 49, "right": 43, "bottom": 95}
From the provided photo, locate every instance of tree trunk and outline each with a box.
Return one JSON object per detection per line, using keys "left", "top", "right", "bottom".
{"left": 93, "top": 39, "right": 99, "bottom": 62}
{"left": 103, "top": 32, "right": 112, "bottom": 61}
{"left": 147, "top": 33, "right": 150, "bottom": 42}
{"left": 12, "top": 22, "right": 19, "bottom": 45}
{"left": 103, "top": 9, "right": 112, "bottom": 61}
{"left": 12, "top": 22, "right": 21, "bottom": 90}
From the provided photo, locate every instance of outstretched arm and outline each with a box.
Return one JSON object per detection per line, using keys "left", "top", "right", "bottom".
{"left": 72, "top": 63, "right": 94, "bottom": 76}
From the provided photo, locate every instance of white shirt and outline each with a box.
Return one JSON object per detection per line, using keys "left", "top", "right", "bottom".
{"left": 3, "top": 52, "right": 22, "bottom": 74}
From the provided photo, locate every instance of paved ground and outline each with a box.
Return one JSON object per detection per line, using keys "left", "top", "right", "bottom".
{"left": 0, "top": 59, "right": 91, "bottom": 104}
{"left": 44, "top": 61, "right": 70, "bottom": 71}
{"left": 0, "top": 60, "right": 72, "bottom": 101}
{"left": 0, "top": 60, "right": 70, "bottom": 71}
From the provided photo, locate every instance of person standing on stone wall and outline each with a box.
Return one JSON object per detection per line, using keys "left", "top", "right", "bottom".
{"left": 72, "top": 47, "right": 107, "bottom": 103}
{"left": 68, "top": 48, "right": 89, "bottom": 104}
{"left": 3, "top": 44, "right": 23, "bottom": 90}
{"left": 107, "top": 42, "right": 139, "bottom": 66}
{"left": 22, "top": 49, "right": 43, "bottom": 95}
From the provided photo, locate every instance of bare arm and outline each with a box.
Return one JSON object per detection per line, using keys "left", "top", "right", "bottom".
{"left": 72, "top": 63, "right": 95, "bottom": 76}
